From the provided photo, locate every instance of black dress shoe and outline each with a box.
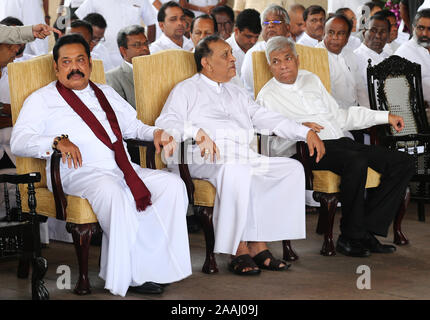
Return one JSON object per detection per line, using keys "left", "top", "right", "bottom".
{"left": 362, "top": 232, "right": 396, "bottom": 253}
{"left": 336, "top": 235, "right": 371, "bottom": 257}
{"left": 129, "top": 282, "right": 164, "bottom": 294}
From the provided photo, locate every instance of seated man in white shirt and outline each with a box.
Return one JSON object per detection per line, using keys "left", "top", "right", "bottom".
{"left": 317, "top": 14, "right": 367, "bottom": 110}
{"left": 241, "top": 4, "right": 291, "bottom": 97}
{"left": 395, "top": 8, "right": 430, "bottom": 104}
{"left": 150, "top": 1, "right": 194, "bottom": 53}
{"left": 82, "top": 13, "right": 115, "bottom": 72}
{"left": 378, "top": 10, "right": 401, "bottom": 55}
{"left": 287, "top": 4, "right": 306, "bottom": 42}
{"left": 296, "top": 5, "right": 325, "bottom": 47}
{"left": 190, "top": 14, "right": 217, "bottom": 47}
{"left": 257, "top": 36, "right": 415, "bottom": 258}
{"left": 211, "top": 5, "right": 235, "bottom": 40}
{"left": 225, "top": 8, "right": 261, "bottom": 77}
{"left": 156, "top": 34, "right": 325, "bottom": 275}
{"left": 11, "top": 34, "right": 192, "bottom": 296}
{"left": 354, "top": 13, "right": 391, "bottom": 107}
{"left": 335, "top": 7, "right": 362, "bottom": 50}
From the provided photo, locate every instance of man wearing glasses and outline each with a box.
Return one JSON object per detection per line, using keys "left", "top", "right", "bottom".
{"left": 83, "top": 13, "right": 115, "bottom": 72}
{"left": 211, "top": 5, "right": 235, "bottom": 40}
{"left": 240, "top": 4, "right": 291, "bottom": 97}
{"left": 106, "top": 25, "right": 149, "bottom": 110}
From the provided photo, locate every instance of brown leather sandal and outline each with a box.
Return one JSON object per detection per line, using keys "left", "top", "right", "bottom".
{"left": 228, "top": 254, "right": 261, "bottom": 276}
{"left": 252, "top": 250, "right": 291, "bottom": 271}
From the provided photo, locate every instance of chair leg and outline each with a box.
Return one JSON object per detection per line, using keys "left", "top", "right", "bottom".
{"left": 417, "top": 200, "right": 425, "bottom": 222}
{"left": 314, "top": 192, "right": 339, "bottom": 256}
{"left": 394, "top": 189, "right": 411, "bottom": 245}
{"left": 194, "top": 206, "right": 218, "bottom": 274}
{"left": 66, "top": 222, "right": 100, "bottom": 295}
{"left": 282, "top": 240, "right": 299, "bottom": 261}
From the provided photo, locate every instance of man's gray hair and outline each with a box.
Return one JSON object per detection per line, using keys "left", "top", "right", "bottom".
{"left": 265, "top": 36, "right": 297, "bottom": 64}
{"left": 261, "top": 4, "right": 290, "bottom": 25}
{"left": 117, "top": 25, "right": 146, "bottom": 48}
{"left": 412, "top": 8, "right": 430, "bottom": 27}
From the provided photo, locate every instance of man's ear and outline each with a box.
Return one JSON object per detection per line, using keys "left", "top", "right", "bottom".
{"left": 201, "top": 56, "right": 210, "bottom": 71}
{"left": 159, "top": 21, "right": 165, "bottom": 33}
{"left": 119, "top": 46, "right": 127, "bottom": 59}
{"left": 234, "top": 27, "right": 239, "bottom": 37}
{"left": 296, "top": 54, "right": 300, "bottom": 68}
{"left": 53, "top": 60, "right": 59, "bottom": 75}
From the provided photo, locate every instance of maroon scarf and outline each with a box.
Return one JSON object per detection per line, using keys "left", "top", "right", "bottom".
{"left": 56, "top": 80, "right": 151, "bottom": 211}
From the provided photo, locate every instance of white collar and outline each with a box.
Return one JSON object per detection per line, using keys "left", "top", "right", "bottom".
{"left": 124, "top": 60, "right": 133, "bottom": 69}
{"left": 301, "top": 32, "right": 320, "bottom": 46}
{"left": 199, "top": 73, "right": 225, "bottom": 93}
{"left": 160, "top": 33, "right": 186, "bottom": 49}
{"left": 228, "top": 34, "right": 244, "bottom": 54}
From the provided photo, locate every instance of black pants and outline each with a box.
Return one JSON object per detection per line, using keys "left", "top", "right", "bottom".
{"left": 306, "top": 137, "right": 415, "bottom": 239}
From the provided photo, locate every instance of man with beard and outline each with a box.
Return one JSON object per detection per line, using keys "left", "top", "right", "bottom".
{"left": 297, "top": 5, "right": 325, "bottom": 47}
{"left": 150, "top": 1, "right": 194, "bottom": 53}
{"left": 395, "top": 9, "right": 430, "bottom": 104}
{"left": 241, "top": 4, "right": 291, "bottom": 97}
{"left": 11, "top": 34, "right": 192, "bottom": 296}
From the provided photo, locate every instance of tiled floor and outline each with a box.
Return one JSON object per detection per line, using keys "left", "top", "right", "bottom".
{"left": 1, "top": 202, "right": 429, "bottom": 300}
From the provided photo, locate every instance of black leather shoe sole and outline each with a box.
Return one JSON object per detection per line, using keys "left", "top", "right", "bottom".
{"left": 369, "top": 244, "right": 396, "bottom": 253}
{"left": 129, "top": 282, "right": 164, "bottom": 294}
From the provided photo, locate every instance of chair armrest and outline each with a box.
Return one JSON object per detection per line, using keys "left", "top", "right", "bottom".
{"left": 296, "top": 141, "right": 314, "bottom": 190}
{"left": 178, "top": 139, "right": 195, "bottom": 204}
{"left": 125, "top": 139, "right": 156, "bottom": 169}
{"left": 0, "top": 172, "right": 41, "bottom": 184}
{"left": 50, "top": 150, "right": 67, "bottom": 221}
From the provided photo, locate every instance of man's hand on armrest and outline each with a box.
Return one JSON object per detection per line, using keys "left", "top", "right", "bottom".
{"left": 306, "top": 130, "right": 325, "bottom": 163}
{"left": 388, "top": 114, "right": 405, "bottom": 133}
{"left": 56, "top": 137, "right": 82, "bottom": 169}
{"left": 196, "top": 128, "right": 220, "bottom": 162}
{"left": 302, "top": 122, "right": 324, "bottom": 133}
{"left": 153, "top": 129, "right": 177, "bottom": 158}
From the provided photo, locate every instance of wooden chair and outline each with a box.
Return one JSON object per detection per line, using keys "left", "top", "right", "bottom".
{"left": 252, "top": 45, "right": 409, "bottom": 256}
{"left": 368, "top": 55, "right": 430, "bottom": 222}
{"left": 9, "top": 54, "right": 105, "bottom": 295}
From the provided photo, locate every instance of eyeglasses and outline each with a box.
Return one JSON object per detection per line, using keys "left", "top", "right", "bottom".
{"left": 128, "top": 42, "right": 148, "bottom": 49}
{"left": 262, "top": 20, "right": 283, "bottom": 26}
{"left": 91, "top": 36, "right": 105, "bottom": 44}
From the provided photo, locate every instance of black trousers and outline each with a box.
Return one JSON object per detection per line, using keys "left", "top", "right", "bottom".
{"left": 306, "top": 137, "right": 415, "bottom": 239}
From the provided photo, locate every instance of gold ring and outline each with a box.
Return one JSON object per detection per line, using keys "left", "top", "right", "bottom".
{"left": 204, "top": 149, "right": 210, "bottom": 154}
{"left": 66, "top": 152, "right": 72, "bottom": 159}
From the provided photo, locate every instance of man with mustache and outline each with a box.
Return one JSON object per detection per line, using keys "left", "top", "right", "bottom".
{"left": 11, "top": 34, "right": 192, "bottom": 296}
{"left": 241, "top": 4, "right": 291, "bottom": 97}
{"left": 149, "top": 1, "right": 194, "bottom": 54}
{"left": 296, "top": 5, "right": 326, "bottom": 47}
{"left": 155, "top": 34, "right": 325, "bottom": 275}
{"left": 354, "top": 12, "right": 391, "bottom": 108}
{"left": 395, "top": 8, "right": 430, "bottom": 104}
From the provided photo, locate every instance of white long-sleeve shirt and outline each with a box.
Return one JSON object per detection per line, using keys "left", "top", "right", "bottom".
{"left": 296, "top": 32, "right": 319, "bottom": 48}
{"left": 155, "top": 73, "right": 310, "bottom": 160}
{"left": 149, "top": 33, "right": 194, "bottom": 54}
{"left": 256, "top": 70, "right": 389, "bottom": 157}
{"left": 11, "top": 81, "right": 156, "bottom": 181}
{"left": 354, "top": 43, "right": 390, "bottom": 107}
{"left": 316, "top": 41, "right": 367, "bottom": 108}
{"left": 395, "top": 38, "right": 430, "bottom": 103}
{"left": 76, "top": 0, "right": 157, "bottom": 67}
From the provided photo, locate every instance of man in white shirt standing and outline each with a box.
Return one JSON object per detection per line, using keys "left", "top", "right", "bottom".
{"left": 296, "top": 5, "right": 325, "bottom": 47}
{"left": 75, "top": 0, "right": 156, "bottom": 67}
{"left": 395, "top": 8, "right": 430, "bottom": 103}
{"left": 156, "top": 34, "right": 325, "bottom": 275}
{"left": 335, "top": 7, "right": 362, "bottom": 51}
{"left": 257, "top": 36, "right": 415, "bottom": 258}
{"left": 241, "top": 4, "right": 291, "bottom": 97}
{"left": 150, "top": 1, "right": 194, "bottom": 54}
{"left": 354, "top": 13, "right": 391, "bottom": 107}
{"left": 225, "top": 8, "right": 261, "bottom": 77}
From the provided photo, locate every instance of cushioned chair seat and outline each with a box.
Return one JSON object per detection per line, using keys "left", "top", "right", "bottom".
{"left": 193, "top": 179, "right": 216, "bottom": 207}
{"left": 313, "top": 168, "right": 381, "bottom": 193}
